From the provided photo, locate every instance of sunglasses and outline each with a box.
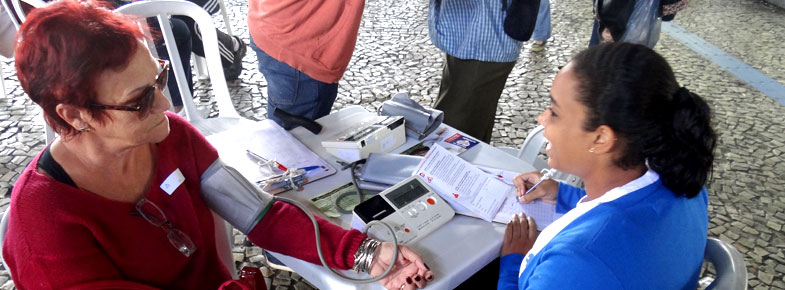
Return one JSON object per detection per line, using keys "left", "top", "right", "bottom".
{"left": 90, "top": 59, "right": 170, "bottom": 119}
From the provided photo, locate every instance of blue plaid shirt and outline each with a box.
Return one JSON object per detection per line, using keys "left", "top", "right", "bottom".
{"left": 428, "top": 0, "right": 524, "bottom": 62}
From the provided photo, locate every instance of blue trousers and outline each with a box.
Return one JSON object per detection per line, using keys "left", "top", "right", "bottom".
{"left": 532, "top": 0, "right": 551, "bottom": 42}
{"left": 250, "top": 39, "right": 338, "bottom": 130}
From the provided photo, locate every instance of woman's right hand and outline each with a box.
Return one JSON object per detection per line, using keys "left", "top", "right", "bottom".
{"left": 513, "top": 171, "right": 558, "bottom": 204}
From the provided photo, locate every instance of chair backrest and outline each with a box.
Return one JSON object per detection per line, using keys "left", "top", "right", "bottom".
{"left": 704, "top": 237, "right": 747, "bottom": 290}
{"left": 0, "top": 208, "right": 13, "bottom": 280}
{"left": 516, "top": 125, "right": 583, "bottom": 187}
{"left": 1, "top": 0, "right": 56, "bottom": 144}
{"left": 114, "top": 0, "right": 240, "bottom": 127}
{"left": 211, "top": 211, "right": 238, "bottom": 279}
{"left": 517, "top": 125, "right": 549, "bottom": 170}
{"left": 5, "top": 0, "right": 45, "bottom": 27}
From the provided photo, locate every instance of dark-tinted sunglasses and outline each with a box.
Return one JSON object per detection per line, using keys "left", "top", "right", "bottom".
{"left": 90, "top": 59, "right": 170, "bottom": 119}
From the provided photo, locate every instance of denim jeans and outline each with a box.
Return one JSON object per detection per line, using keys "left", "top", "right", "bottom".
{"left": 250, "top": 38, "right": 338, "bottom": 129}
{"left": 532, "top": 0, "right": 551, "bottom": 42}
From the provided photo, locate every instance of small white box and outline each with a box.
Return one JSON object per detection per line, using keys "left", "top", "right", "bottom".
{"left": 322, "top": 116, "right": 406, "bottom": 162}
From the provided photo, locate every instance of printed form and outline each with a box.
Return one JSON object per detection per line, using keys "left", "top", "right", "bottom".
{"left": 414, "top": 145, "right": 508, "bottom": 221}
{"left": 414, "top": 145, "right": 563, "bottom": 229}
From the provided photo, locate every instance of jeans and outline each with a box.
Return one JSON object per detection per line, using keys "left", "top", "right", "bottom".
{"left": 532, "top": 0, "right": 551, "bottom": 42}
{"left": 250, "top": 39, "right": 338, "bottom": 129}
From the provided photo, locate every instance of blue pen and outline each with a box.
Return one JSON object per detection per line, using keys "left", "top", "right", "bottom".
{"left": 299, "top": 166, "right": 325, "bottom": 172}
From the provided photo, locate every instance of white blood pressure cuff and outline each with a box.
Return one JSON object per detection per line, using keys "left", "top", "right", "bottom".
{"left": 200, "top": 159, "right": 274, "bottom": 234}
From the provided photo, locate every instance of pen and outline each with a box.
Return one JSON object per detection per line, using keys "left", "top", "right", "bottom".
{"left": 246, "top": 149, "right": 288, "bottom": 171}
{"left": 299, "top": 166, "right": 325, "bottom": 172}
{"left": 522, "top": 169, "right": 556, "bottom": 195}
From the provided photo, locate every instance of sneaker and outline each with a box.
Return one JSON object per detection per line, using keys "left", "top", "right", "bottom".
{"left": 531, "top": 40, "right": 546, "bottom": 52}
{"left": 223, "top": 36, "right": 247, "bottom": 81}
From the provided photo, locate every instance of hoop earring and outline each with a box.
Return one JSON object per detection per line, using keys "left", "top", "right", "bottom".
{"left": 78, "top": 127, "right": 91, "bottom": 133}
{"left": 588, "top": 147, "right": 595, "bottom": 153}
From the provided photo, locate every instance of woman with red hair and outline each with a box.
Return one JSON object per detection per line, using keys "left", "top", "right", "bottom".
{"left": 4, "top": 1, "right": 433, "bottom": 289}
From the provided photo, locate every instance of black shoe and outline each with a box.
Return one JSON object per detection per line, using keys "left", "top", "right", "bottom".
{"left": 223, "top": 36, "right": 247, "bottom": 81}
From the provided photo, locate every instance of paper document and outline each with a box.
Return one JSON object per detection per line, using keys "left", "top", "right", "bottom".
{"left": 207, "top": 119, "right": 336, "bottom": 194}
{"left": 414, "top": 146, "right": 563, "bottom": 228}
{"left": 414, "top": 145, "right": 507, "bottom": 221}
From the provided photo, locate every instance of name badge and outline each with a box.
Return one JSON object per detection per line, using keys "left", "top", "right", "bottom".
{"left": 160, "top": 168, "right": 185, "bottom": 195}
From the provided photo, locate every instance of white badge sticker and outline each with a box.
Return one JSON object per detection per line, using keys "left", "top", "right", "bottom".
{"left": 160, "top": 168, "right": 185, "bottom": 195}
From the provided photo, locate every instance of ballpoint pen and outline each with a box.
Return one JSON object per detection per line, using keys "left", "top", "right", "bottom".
{"left": 519, "top": 169, "right": 556, "bottom": 200}
{"left": 299, "top": 166, "right": 326, "bottom": 172}
{"left": 246, "top": 149, "right": 288, "bottom": 171}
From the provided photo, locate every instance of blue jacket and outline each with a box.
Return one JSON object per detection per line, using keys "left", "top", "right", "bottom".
{"left": 498, "top": 180, "right": 708, "bottom": 290}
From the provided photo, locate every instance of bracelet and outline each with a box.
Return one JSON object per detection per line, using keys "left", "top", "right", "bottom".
{"left": 352, "top": 238, "right": 381, "bottom": 273}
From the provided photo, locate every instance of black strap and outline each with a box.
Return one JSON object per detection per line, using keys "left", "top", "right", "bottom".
{"left": 37, "top": 145, "right": 77, "bottom": 187}
{"left": 273, "top": 108, "right": 323, "bottom": 134}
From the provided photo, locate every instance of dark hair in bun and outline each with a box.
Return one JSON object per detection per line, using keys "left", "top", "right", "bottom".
{"left": 570, "top": 43, "right": 716, "bottom": 198}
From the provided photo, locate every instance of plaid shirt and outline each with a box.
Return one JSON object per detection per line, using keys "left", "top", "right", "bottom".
{"left": 428, "top": 0, "right": 523, "bottom": 62}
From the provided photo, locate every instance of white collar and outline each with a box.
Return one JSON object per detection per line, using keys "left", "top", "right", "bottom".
{"left": 519, "top": 170, "right": 660, "bottom": 277}
{"left": 577, "top": 170, "right": 660, "bottom": 205}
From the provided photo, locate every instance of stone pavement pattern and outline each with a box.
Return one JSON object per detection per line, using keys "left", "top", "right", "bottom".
{"left": 1, "top": 0, "right": 785, "bottom": 288}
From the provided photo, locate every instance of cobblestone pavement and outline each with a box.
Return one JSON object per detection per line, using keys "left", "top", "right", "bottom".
{"left": 1, "top": 0, "right": 784, "bottom": 288}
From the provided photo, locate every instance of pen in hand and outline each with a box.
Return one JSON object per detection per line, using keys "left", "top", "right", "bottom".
{"left": 518, "top": 169, "right": 556, "bottom": 202}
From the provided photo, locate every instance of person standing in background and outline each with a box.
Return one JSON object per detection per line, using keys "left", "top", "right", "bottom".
{"left": 530, "top": 0, "right": 551, "bottom": 52}
{"left": 429, "top": 0, "right": 525, "bottom": 143}
{"left": 247, "top": 0, "right": 364, "bottom": 129}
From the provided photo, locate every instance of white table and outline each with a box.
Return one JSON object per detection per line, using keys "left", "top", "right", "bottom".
{"left": 214, "top": 106, "right": 535, "bottom": 289}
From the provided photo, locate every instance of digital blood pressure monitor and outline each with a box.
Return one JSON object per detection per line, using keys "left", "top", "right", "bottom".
{"left": 352, "top": 176, "right": 455, "bottom": 244}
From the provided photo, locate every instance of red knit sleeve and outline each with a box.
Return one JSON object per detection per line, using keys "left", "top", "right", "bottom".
{"left": 245, "top": 201, "right": 366, "bottom": 269}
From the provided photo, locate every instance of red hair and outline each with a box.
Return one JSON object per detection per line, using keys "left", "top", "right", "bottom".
{"left": 15, "top": 0, "right": 146, "bottom": 136}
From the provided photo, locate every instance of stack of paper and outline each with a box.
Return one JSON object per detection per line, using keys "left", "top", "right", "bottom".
{"left": 206, "top": 119, "right": 336, "bottom": 194}
{"left": 413, "top": 145, "right": 563, "bottom": 230}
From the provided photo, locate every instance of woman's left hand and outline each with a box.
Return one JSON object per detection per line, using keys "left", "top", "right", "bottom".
{"left": 501, "top": 214, "right": 538, "bottom": 256}
{"left": 371, "top": 242, "right": 434, "bottom": 290}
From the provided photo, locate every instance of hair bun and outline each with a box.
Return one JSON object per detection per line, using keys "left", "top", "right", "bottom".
{"left": 674, "top": 87, "right": 692, "bottom": 102}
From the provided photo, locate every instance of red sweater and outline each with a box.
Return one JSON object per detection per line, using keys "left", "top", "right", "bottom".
{"left": 3, "top": 112, "right": 365, "bottom": 289}
{"left": 247, "top": 0, "right": 365, "bottom": 83}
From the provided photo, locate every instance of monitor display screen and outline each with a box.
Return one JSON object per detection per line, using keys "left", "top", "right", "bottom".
{"left": 386, "top": 179, "right": 429, "bottom": 208}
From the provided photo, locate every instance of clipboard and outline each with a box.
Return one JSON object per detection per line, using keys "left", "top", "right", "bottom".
{"left": 206, "top": 119, "right": 337, "bottom": 194}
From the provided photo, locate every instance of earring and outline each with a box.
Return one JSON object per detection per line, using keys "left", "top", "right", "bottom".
{"left": 78, "top": 126, "right": 91, "bottom": 133}
{"left": 588, "top": 147, "right": 595, "bottom": 153}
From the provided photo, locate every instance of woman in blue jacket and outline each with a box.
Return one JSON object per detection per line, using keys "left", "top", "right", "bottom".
{"left": 498, "top": 42, "right": 716, "bottom": 289}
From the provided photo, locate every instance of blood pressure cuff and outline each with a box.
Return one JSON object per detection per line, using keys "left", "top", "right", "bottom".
{"left": 380, "top": 92, "right": 443, "bottom": 140}
{"left": 359, "top": 153, "right": 423, "bottom": 186}
{"left": 200, "top": 159, "right": 274, "bottom": 234}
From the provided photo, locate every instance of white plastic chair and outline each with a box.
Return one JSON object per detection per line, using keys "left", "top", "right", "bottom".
{"left": 115, "top": 0, "right": 254, "bottom": 137}
{"left": 2, "top": 0, "right": 56, "bottom": 144}
{"left": 500, "top": 125, "right": 583, "bottom": 187}
{"left": 701, "top": 237, "right": 748, "bottom": 290}
{"left": 0, "top": 208, "right": 12, "bottom": 279}
{"left": 193, "top": 0, "right": 233, "bottom": 81}
{"left": 8, "top": 0, "right": 44, "bottom": 25}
